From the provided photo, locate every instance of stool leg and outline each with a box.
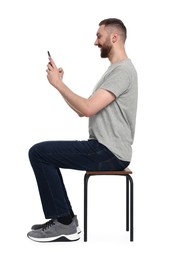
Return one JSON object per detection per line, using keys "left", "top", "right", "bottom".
{"left": 127, "top": 175, "right": 134, "bottom": 241}
{"left": 84, "top": 174, "right": 90, "bottom": 242}
{"left": 126, "top": 176, "right": 129, "bottom": 231}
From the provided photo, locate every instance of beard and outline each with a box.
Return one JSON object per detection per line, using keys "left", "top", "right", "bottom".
{"left": 99, "top": 42, "right": 112, "bottom": 58}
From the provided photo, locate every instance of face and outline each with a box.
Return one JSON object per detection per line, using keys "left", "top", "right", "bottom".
{"left": 94, "top": 25, "right": 112, "bottom": 58}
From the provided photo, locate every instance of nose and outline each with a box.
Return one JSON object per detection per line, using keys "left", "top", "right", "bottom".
{"left": 94, "top": 39, "right": 98, "bottom": 46}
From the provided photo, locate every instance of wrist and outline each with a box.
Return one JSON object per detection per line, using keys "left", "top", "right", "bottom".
{"left": 54, "top": 80, "right": 64, "bottom": 91}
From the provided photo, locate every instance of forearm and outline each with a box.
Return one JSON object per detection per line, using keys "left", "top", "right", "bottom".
{"left": 64, "top": 98, "right": 85, "bottom": 117}
{"left": 56, "top": 81, "right": 91, "bottom": 117}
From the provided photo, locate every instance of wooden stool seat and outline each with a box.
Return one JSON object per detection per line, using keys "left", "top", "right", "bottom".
{"left": 84, "top": 168, "right": 134, "bottom": 241}
{"left": 85, "top": 167, "right": 132, "bottom": 175}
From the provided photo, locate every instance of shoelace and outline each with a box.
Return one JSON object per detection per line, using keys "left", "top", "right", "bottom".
{"left": 42, "top": 220, "right": 55, "bottom": 231}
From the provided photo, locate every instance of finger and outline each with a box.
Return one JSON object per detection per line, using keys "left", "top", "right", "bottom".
{"left": 49, "top": 57, "right": 57, "bottom": 68}
{"left": 47, "top": 62, "right": 53, "bottom": 70}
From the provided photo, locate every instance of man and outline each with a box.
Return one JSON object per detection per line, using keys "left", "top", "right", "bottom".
{"left": 27, "top": 18, "right": 138, "bottom": 242}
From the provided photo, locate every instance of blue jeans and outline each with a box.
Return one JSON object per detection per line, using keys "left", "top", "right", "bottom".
{"left": 29, "top": 139, "right": 129, "bottom": 219}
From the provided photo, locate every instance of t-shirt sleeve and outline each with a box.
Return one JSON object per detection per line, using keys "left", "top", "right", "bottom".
{"left": 99, "top": 67, "right": 130, "bottom": 97}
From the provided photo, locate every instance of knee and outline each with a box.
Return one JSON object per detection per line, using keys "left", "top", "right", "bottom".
{"left": 28, "top": 141, "right": 48, "bottom": 161}
{"left": 28, "top": 143, "right": 39, "bottom": 162}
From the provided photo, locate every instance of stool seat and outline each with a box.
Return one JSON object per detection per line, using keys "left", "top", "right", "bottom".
{"left": 86, "top": 167, "right": 132, "bottom": 175}
{"left": 84, "top": 167, "right": 134, "bottom": 241}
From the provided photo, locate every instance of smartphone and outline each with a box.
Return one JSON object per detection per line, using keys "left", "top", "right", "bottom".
{"left": 47, "top": 51, "right": 53, "bottom": 66}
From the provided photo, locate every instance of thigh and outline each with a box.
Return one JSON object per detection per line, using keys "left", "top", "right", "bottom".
{"left": 30, "top": 139, "right": 112, "bottom": 170}
{"left": 30, "top": 139, "right": 129, "bottom": 171}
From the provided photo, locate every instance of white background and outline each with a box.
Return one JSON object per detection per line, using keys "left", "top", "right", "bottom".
{"left": 0, "top": 0, "right": 171, "bottom": 259}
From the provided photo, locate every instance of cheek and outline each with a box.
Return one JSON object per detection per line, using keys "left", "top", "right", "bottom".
{"left": 98, "top": 40, "right": 105, "bottom": 47}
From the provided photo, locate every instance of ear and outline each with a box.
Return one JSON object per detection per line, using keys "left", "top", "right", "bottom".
{"left": 111, "top": 33, "right": 119, "bottom": 43}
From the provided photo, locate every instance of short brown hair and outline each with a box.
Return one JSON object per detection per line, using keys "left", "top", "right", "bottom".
{"left": 99, "top": 18, "right": 127, "bottom": 42}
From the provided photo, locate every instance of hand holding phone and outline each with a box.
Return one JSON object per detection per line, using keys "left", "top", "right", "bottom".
{"left": 47, "top": 51, "right": 63, "bottom": 78}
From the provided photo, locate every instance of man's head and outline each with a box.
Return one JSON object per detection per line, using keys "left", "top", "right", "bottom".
{"left": 95, "top": 18, "right": 127, "bottom": 58}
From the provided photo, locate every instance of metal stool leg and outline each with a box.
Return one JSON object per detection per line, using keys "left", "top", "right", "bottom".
{"left": 126, "top": 175, "right": 129, "bottom": 231}
{"left": 84, "top": 174, "right": 90, "bottom": 242}
{"left": 127, "top": 174, "right": 134, "bottom": 241}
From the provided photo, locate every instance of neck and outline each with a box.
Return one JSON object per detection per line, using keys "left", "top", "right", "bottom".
{"left": 108, "top": 46, "right": 128, "bottom": 64}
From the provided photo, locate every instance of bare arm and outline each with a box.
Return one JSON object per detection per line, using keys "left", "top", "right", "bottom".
{"left": 46, "top": 58, "right": 116, "bottom": 117}
{"left": 64, "top": 99, "right": 85, "bottom": 117}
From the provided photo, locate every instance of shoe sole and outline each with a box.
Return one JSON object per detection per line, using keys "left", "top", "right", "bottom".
{"left": 27, "top": 233, "right": 80, "bottom": 242}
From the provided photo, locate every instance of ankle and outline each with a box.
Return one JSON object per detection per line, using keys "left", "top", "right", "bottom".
{"left": 57, "top": 215, "right": 72, "bottom": 225}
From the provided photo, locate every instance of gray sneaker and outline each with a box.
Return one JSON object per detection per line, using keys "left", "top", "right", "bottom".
{"left": 27, "top": 219, "right": 80, "bottom": 242}
{"left": 31, "top": 215, "right": 81, "bottom": 234}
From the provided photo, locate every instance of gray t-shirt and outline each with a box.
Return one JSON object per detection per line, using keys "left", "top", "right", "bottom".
{"left": 89, "top": 58, "right": 138, "bottom": 161}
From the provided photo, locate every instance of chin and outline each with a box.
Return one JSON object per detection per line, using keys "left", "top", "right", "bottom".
{"left": 100, "top": 53, "right": 108, "bottom": 58}
{"left": 100, "top": 50, "right": 109, "bottom": 58}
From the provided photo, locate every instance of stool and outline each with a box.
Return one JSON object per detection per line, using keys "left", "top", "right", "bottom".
{"left": 84, "top": 168, "right": 134, "bottom": 241}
